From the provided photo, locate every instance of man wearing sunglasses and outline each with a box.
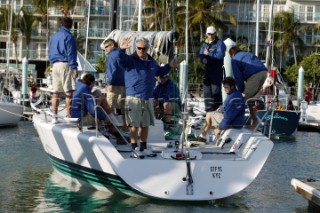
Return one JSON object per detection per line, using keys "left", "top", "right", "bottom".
{"left": 199, "top": 26, "right": 226, "bottom": 113}
{"left": 119, "top": 37, "right": 177, "bottom": 158}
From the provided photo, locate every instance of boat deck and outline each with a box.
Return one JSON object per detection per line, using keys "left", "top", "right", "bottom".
{"left": 291, "top": 178, "right": 320, "bottom": 210}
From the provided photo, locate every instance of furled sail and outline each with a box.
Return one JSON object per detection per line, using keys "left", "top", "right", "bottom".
{"left": 101, "top": 30, "right": 178, "bottom": 64}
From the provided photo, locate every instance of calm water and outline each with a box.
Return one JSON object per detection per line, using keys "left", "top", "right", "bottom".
{"left": 0, "top": 121, "right": 319, "bottom": 213}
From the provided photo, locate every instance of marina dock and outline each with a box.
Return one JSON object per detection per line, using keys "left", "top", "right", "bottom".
{"left": 291, "top": 178, "right": 320, "bottom": 211}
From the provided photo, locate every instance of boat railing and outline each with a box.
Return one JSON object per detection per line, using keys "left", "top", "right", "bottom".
{"left": 80, "top": 93, "right": 132, "bottom": 149}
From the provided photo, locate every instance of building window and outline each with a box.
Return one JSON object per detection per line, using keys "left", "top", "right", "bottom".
{"left": 306, "top": 30, "right": 312, "bottom": 44}
{"left": 307, "top": 6, "right": 313, "bottom": 22}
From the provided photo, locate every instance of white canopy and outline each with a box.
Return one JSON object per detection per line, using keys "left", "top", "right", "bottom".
{"left": 77, "top": 52, "right": 97, "bottom": 72}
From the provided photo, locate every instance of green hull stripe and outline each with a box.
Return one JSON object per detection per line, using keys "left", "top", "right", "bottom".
{"left": 47, "top": 154, "right": 135, "bottom": 194}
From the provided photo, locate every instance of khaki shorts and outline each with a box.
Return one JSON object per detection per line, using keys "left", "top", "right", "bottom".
{"left": 210, "top": 111, "right": 224, "bottom": 128}
{"left": 82, "top": 113, "right": 97, "bottom": 126}
{"left": 106, "top": 86, "right": 126, "bottom": 114}
{"left": 244, "top": 71, "right": 267, "bottom": 100}
{"left": 125, "top": 96, "right": 154, "bottom": 127}
{"left": 52, "top": 62, "right": 76, "bottom": 93}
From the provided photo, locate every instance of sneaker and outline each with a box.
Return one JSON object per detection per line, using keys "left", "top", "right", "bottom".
{"left": 130, "top": 148, "right": 145, "bottom": 159}
{"left": 52, "top": 117, "right": 58, "bottom": 124}
{"left": 142, "top": 148, "right": 157, "bottom": 157}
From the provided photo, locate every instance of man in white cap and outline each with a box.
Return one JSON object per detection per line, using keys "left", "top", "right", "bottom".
{"left": 199, "top": 25, "right": 226, "bottom": 113}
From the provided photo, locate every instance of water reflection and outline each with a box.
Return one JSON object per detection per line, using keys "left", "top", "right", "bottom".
{"left": 30, "top": 170, "right": 253, "bottom": 213}
{"left": 0, "top": 122, "right": 318, "bottom": 212}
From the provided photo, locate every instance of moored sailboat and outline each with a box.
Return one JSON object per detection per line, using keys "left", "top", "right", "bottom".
{"left": 32, "top": 27, "right": 274, "bottom": 200}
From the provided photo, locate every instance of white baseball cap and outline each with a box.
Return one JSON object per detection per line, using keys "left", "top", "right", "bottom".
{"left": 206, "top": 26, "right": 216, "bottom": 34}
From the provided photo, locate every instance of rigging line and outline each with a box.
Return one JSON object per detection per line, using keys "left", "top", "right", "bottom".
{"left": 236, "top": 0, "right": 240, "bottom": 40}
{"left": 130, "top": 0, "right": 139, "bottom": 31}
{"left": 0, "top": 107, "right": 32, "bottom": 121}
{"left": 161, "top": 0, "right": 164, "bottom": 31}
{"left": 46, "top": 0, "right": 49, "bottom": 71}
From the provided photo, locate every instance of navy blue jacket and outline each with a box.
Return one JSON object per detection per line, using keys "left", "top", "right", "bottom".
{"left": 219, "top": 88, "right": 245, "bottom": 130}
{"left": 231, "top": 51, "right": 267, "bottom": 93}
{"left": 49, "top": 26, "right": 78, "bottom": 70}
{"left": 120, "top": 51, "right": 171, "bottom": 100}
{"left": 153, "top": 79, "right": 181, "bottom": 107}
{"left": 71, "top": 81, "right": 106, "bottom": 120}
{"left": 199, "top": 38, "right": 226, "bottom": 85}
{"left": 106, "top": 48, "right": 125, "bottom": 86}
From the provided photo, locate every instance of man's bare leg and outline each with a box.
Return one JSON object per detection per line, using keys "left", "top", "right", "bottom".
{"left": 130, "top": 126, "right": 139, "bottom": 150}
{"left": 249, "top": 105, "right": 258, "bottom": 128}
{"left": 52, "top": 93, "right": 60, "bottom": 115}
{"left": 65, "top": 91, "right": 73, "bottom": 117}
{"left": 139, "top": 127, "right": 149, "bottom": 150}
{"left": 163, "top": 102, "right": 173, "bottom": 123}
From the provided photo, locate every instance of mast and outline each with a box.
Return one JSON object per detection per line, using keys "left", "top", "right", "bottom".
{"left": 255, "top": 0, "right": 260, "bottom": 56}
{"left": 111, "top": 0, "right": 118, "bottom": 30}
{"left": 6, "top": 4, "right": 13, "bottom": 70}
{"left": 84, "top": 0, "right": 91, "bottom": 59}
{"left": 185, "top": 0, "right": 188, "bottom": 65}
{"left": 138, "top": 0, "right": 142, "bottom": 31}
{"left": 265, "top": 0, "right": 274, "bottom": 69}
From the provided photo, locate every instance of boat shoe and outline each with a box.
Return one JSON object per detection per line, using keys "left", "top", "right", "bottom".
{"left": 130, "top": 148, "right": 157, "bottom": 158}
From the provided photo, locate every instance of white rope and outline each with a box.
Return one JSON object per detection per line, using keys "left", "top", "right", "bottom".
{"left": 0, "top": 106, "right": 32, "bottom": 121}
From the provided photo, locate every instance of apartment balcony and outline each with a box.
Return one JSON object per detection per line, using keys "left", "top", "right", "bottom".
{"left": 47, "top": 6, "right": 85, "bottom": 17}
{"left": 70, "top": 28, "right": 111, "bottom": 39}
{"left": 0, "top": 48, "right": 48, "bottom": 62}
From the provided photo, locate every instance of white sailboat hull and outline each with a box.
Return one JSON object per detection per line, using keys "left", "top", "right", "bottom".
{"left": 0, "top": 101, "right": 24, "bottom": 126}
{"left": 305, "top": 103, "right": 320, "bottom": 122}
{"left": 33, "top": 113, "right": 273, "bottom": 201}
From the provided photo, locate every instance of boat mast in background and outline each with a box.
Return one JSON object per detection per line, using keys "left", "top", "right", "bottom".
{"left": 84, "top": 0, "right": 91, "bottom": 60}
{"left": 138, "top": 0, "right": 142, "bottom": 31}
{"left": 265, "top": 0, "right": 274, "bottom": 69}
{"left": 255, "top": 0, "right": 260, "bottom": 56}
{"left": 111, "top": 0, "right": 118, "bottom": 31}
{"left": 6, "top": 4, "right": 13, "bottom": 72}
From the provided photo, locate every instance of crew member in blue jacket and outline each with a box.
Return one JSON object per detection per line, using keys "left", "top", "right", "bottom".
{"left": 104, "top": 39, "right": 126, "bottom": 117}
{"left": 196, "top": 77, "right": 245, "bottom": 142}
{"left": 199, "top": 26, "right": 226, "bottom": 112}
{"left": 119, "top": 37, "right": 177, "bottom": 157}
{"left": 229, "top": 46, "right": 267, "bottom": 128}
{"left": 71, "top": 73, "right": 110, "bottom": 123}
{"left": 49, "top": 17, "right": 78, "bottom": 123}
{"left": 153, "top": 74, "right": 181, "bottom": 124}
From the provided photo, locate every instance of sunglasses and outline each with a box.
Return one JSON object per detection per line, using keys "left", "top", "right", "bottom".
{"left": 137, "top": 47, "right": 147, "bottom": 51}
{"left": 104, "top": 44, "right": 111, "bottom": 48}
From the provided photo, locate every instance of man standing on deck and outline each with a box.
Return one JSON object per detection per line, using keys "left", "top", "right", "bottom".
{"left": 119, "top": 37, "right": 177, "bottom": 158}
{"left": 49, "top": 17, "right": 78, "bottom": 123}
{"left": 199, "top": 26, "right": 226, "bottom": 113}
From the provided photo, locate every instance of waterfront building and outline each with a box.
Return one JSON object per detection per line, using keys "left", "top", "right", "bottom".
{"left": 0, "top": 0, "right": 320, "bottom": 76}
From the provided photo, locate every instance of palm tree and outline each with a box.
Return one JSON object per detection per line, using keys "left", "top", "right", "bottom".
{"left": 273, "top": 10, "right": 304, "bottom": 66}
{"left": 0, "top": 6, "right": 10, "bottom": 32}
{"left": 17, "top": 7, "right": 37, "bottom": 58}
{"left": 143, "top": 0, "right": 175, "bottom": 31}
{"left": 174, "top": 0, "right": 236, "bottom": 52}
{"left": 33, "top": 0, "right": 53, "bottom": 32}
{"left": 53, "top": 0, "right": 76, "bottom": 16}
